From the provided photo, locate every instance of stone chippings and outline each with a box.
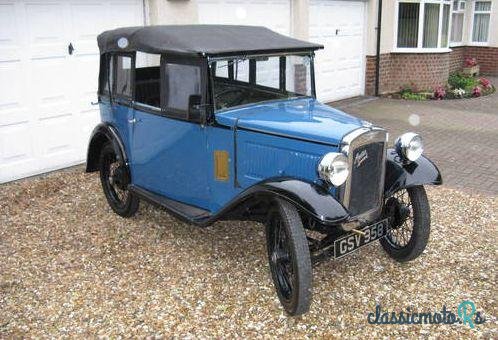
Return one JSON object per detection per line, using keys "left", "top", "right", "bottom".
{"left": 0, "top": 168, "right": 496, "bottom": 337}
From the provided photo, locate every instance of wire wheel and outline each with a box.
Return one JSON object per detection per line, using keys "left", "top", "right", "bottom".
{"left": 385, "top": 189, "right": 414, "bottom": 248}
{"left": 99, "top": 144, "right": 139, "bottom": 217}
{"left": 265, "top": 199, "right": 312, "bottom": 316}
{"left": 380, "top": 186, "right": 430, "bottom": 262}
{"left": 268, "top": 215, "right": 295, "bottom": 301}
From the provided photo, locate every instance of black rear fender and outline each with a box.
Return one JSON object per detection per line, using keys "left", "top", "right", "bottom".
{"left": 86, "top": 123, "right": 127, "bottom": 172}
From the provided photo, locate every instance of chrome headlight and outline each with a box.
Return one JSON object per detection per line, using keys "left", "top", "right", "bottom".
{"left": 395, "top": 132, "right": 423, "bottom": 162}
{"left": 318, "top": 152, "right": 349, "bottom": 186}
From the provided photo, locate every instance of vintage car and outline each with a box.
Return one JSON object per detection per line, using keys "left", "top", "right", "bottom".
{"left": 87, "top": 25, "right": 442, "bottom": 316}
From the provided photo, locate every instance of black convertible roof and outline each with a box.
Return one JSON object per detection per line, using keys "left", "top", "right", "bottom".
{"left": 97, "top": 25, "right": 323, "bottom": 57}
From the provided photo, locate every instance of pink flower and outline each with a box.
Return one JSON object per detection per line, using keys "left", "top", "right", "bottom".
{"left": 465, "top": 57, "right": 477, "bottom": 67}
{"left": 480, "top": 77, "right": 491, "bottom": 88}
{"left": 434, "top": 86, "right": 446, "bottom": 100}
{"left": 472, "top": 86, "right": 482, "bottom": 97}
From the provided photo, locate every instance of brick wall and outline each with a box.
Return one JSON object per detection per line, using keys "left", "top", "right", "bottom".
{"left": 449, "top": 46, "right": 465, "bottom": 74}
{"left": 464, "top": 46, "right": 498, "bottom": 76}
{"left": 365, "top": 53, "right": 450, "bottom": 95}
{"left": 365, "top": 46, "right": 498, "bottom": 95}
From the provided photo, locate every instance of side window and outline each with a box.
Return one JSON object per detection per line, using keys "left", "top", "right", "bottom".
{"left": 99, "top": 54, "right": 113, "bottom": 96}
{"left": 163, "top": 63, "right": 202, "bottom": 119}
{"left": 115, "top": 55, "right": 132, "bottom": 98}
{"left": 135, "top": 52, "right": 161, "bottom": 108}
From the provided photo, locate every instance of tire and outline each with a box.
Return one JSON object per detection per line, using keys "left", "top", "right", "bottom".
{"left": 380, "top": 186, "right": 430, "bottom": 262}
{"left": 265, "top": 198, "right": 312, "bottom": 316}
{"left": 99, "top": 143, "right": 139, "bottom": 217}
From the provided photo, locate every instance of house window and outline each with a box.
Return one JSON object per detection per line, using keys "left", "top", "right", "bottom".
{"left": 396, "top": 0, "right": 452, "bottom": 51}
{"left": 451, "top": 0, "right": 466, "bottom": 44}
{"left": 472, "top": 1, "right": 492, "bottom": 43}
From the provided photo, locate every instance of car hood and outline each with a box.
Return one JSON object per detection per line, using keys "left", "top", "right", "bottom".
{"left": 214, "top": 98, "right": 369, "bottom": 146}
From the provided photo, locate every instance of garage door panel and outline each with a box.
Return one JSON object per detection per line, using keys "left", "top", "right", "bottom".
{"left": 310, "top": 0, "right": 366, "bottom": 102}
{"left": 26, "top": 3, "right": 68, "bottom": 59}
{"left": 29, "top": 58, "right": 72, "bottom": 120}
{"left": 0, "top": 62, "right": 24, "bottom": 113}
{"left": 0, "top": 2, "right": 21, "bottom": 62}
{"left": 0, "top": 0, "right": 144, "bottom": 183}
{"left": 0, "top": 124, "right": 34, "bottom": 165}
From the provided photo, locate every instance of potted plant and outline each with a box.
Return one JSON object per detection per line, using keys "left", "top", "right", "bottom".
{"left": 463, "top": 57, "right": 479, "bottom": 77}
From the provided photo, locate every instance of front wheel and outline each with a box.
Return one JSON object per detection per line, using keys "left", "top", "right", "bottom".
{"left": 265, "top": 198, "right": 312, "bottom": 316}
{"left": 380, "top": 186, "right": 430, "bottom": 262}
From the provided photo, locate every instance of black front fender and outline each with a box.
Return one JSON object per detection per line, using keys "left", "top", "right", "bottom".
{"left": 86, "top": 123, "right": 127, "bottom": 172}
{"left": 384, "top": 149, "right": 442, "bottom": 197}
{"left": 218, "top": 178, "right": 349, "bottom": 225}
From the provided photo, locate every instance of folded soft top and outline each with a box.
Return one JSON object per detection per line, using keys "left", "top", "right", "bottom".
{"left": 97, "top": 25, "right": 323, "bottom": 57}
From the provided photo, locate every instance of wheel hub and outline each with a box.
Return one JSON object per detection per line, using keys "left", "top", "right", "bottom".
{"left": 385, "top": 197, "right": 410, "bottom": 229}
{"left": 111, "top": 165, "right": 130, "bottom": 190}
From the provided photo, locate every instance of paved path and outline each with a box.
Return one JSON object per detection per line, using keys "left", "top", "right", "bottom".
{"left": 332, "top": 77, "right": 498, "bottom": 196}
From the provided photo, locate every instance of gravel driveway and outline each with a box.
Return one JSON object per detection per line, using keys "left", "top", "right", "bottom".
{"left": 1, "top": 168, "right": 496, "bottom": 337}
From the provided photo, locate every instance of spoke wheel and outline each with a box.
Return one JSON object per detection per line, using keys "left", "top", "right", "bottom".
{"left": 266, "top": 199, "right": 312, "bottom": 316}
{"left": 99, "top": 144, "right": 139, "bottom": 217}
{"left": 380, "top": 186, "right": 430, "bottom": 262}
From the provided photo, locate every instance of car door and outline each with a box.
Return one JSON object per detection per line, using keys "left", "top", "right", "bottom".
{"left": 130, "top": 54, "right": 210, "bottom": 210}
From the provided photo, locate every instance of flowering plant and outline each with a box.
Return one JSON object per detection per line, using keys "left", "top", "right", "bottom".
{"left": 434, "top": 86, "right": 446, "bottom": 100}
{"left": 472, "top": 86, "right": 482, "bottom": 97}
{"left": 479, "top": 77, "right": 492, "bottom": 89}
{"left": 464, "top": 58, "right": 477, "bottom": 67}
{"left": 452, "top": 88, "right": 466, "bottom": 98}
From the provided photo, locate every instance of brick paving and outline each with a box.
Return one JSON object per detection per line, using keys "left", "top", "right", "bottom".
{"left": 332, "top": 77, "right": 498, "bottom": 196}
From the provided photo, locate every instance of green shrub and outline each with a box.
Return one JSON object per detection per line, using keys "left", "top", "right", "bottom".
{"left": 448, "top": 73, "right": 477, "bottom": 90}
{"left": 401, "top": 92, "right": 427, "bottom": 101}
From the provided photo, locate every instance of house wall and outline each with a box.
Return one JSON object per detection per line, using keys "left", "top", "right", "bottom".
{"left": 147, "top": 0, "right": 198, "bottom": 24}
{"left": 365, "top": 0, "right": 498, "bottom": 95}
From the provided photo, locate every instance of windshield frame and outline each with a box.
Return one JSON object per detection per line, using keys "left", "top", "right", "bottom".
{"left": 208, "top": 52, "right": 316, "bottom": 113}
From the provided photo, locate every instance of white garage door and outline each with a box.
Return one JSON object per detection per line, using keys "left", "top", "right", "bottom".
{"left": 0, "top": 0, "right": 143, "bottom": 183}
{"left": 198, "top": 0, "right": 291, "bottom": 36}
{"left": 310, "top": 0, "right": 367, "bottom": 102}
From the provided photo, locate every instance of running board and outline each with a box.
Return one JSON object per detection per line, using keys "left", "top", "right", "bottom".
{"left": 128, "top": 185, "right": 211, "bottom": 224}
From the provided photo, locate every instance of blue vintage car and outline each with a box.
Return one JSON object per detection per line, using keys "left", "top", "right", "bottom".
{"left": 87, "top": 25, "right": 442, "bottom": 315}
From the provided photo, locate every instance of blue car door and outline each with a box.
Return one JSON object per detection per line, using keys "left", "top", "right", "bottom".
{"left": 129, "top": 55, "right": 210, "bottom": 210}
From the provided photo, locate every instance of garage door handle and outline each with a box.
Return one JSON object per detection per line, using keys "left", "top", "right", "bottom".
{"left": 68, "top": 43, "right": 74, "bottom": 55}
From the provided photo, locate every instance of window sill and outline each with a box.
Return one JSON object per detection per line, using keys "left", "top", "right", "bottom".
{"left": 467, "top": 42, "right": 490, "bottom": 47}
{"left": 391, "top": 48, "right": 452, "bottom": 54}
{"left": 450, "top": 42, "right": 464, "bottom": 47}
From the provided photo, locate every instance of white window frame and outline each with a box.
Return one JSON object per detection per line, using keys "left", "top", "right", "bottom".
{"left": 470, "top": 0, "right": 492, "bottom": 46}
{"left": 449, "top": 0, "right": 466, "bottom": 46}
{"left": 393, "top": 0, "right": 453, "bottom": 53}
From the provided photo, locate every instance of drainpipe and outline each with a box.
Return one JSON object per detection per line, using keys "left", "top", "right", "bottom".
{"left": 374, "top": 0, "right": 383, "bottom": 96}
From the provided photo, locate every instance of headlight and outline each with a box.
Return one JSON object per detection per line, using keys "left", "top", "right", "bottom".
{"left": 318, "top": 152, "right": 349, "bottom": 186}
{"left": 395, "top": 132, "right": 423, "bottom": 162}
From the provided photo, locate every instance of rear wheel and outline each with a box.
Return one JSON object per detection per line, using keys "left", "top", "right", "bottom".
{"left": 265, "top": 198, "right": 312, "bottom": 316}
{"left": 380, "top": 186, "right": 430, "bottom": 262}
{"left": 99, "top": 144, "right": 139, "bottom": 217}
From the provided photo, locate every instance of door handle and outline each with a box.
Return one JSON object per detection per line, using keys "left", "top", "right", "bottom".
{"left": 68, "top": 43, "right": 74, "bottom": 55}
{"left": 128, "top": 118, "right": 137, "bottom": 124}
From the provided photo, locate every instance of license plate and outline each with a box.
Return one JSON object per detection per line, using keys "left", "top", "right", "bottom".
{"left": 334, "top": 219, "right": 389, "bottom": 259}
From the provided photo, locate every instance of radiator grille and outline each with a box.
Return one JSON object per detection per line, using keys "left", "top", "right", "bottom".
{"left": 348, "top": 142, "right": 385, "bottom": 216}
{"left": 339, "top": 128, "right": 387, "bottom": 221}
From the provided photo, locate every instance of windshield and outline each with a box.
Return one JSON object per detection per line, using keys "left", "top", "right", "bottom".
{"left": 211, "top": 54, "right": 313, "bottom": 111}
